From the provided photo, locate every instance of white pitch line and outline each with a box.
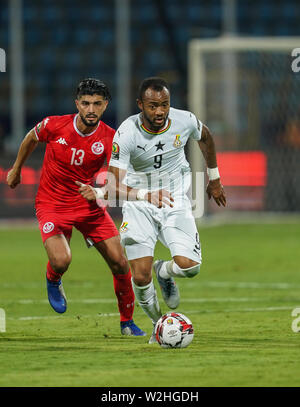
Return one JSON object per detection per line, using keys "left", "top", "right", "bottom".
{"left": 0, "top": 297, "right": 285, "bottom": 305}
{"left": 1, "top": 281, "right": 299, "bottom": 290}
{"left": 7, "top": 306, "right": 293, "bottom": 321}
{"left": 183, "top": 306, "right": 294, "bottom": 315}
{"left": 200, "top": 281, "right": 297, "bottom": 289}
{"left": 16, "top": 312, "right": 120, "bottom": 321}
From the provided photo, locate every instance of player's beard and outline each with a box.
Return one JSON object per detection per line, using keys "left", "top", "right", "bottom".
{"left": 143, "top": 111, "right": 169, "bottom": 132}
{"left": 80, "top": 114, "right": 101, "bottom": 127}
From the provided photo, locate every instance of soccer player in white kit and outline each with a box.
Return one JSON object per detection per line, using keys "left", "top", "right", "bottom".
{"left": 78, "top": 77, "right": 226, "bottom": 343}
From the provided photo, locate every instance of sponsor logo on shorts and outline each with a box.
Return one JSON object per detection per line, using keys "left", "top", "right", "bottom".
{"left": 120, "top": 221, "right": 128, "bottom": 233}
{"left": 112, "top": 142, "right": 120, "bottom": 160}
{"left": 43, "top": 222, "right": 54, "bottom": 234}
{"left": 91, "top": 141, "right": 104, "bottom": 155}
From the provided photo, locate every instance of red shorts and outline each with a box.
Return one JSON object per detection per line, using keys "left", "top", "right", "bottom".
{"left": 35, "top": 204, "right": 119, "bottom": 245}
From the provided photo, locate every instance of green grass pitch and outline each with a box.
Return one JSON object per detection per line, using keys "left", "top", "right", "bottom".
{"left": 0, "top": 220, "right": 300, "bottom": 387}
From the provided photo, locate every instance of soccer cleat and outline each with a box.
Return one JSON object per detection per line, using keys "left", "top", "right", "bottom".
{"left": 154, "top": 260, "right": 180, "bottom": 309}
{"left": 148, "top": 324, "right": 158, "bottom": 344}
{"left": 120, "top": 320, "right": 146, "bottom": 336}
{"left": 46, "top": 276, "right": 67, "bottom": 314}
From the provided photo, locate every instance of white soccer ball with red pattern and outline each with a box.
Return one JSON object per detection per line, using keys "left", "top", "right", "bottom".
{"left": 154, "top": 312, "right": 194, "bottom": 348}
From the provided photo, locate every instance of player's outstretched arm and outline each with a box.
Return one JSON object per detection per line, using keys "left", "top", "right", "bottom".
{"left": 198, "top": 125, "right": 226, "bottom": 207}
{"left": 106, "top": 166, "right": 173, "bottom": 208}
{"left": 7, "top": 128, "right": 39, "bottom": 189}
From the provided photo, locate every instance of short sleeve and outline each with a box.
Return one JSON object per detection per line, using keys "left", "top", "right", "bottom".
{"left": 108, "top": 120, "right": 134, "bottom": 170}
{"left": 34, "top": 117, "right": 54, "bottom": 142}
{"left": 189, "top": 112, "right": 203, "bottom": 141}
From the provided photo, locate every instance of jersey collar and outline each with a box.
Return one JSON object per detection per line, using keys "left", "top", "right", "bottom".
{"left": 139, "top": 115, "right": 171, "bottom": 135}
{"left": 73, "top": 114, "right": 101, "bottom": 137}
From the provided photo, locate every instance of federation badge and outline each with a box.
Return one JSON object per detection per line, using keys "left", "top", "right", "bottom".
{"left": 167, "top": 318, "right": 173, "bottom": 325}
{"left": 91, "top": 141, "right": 104, "bottom": 155}
{"left": 112, "top": 142, "right": 120, "bottom": 160}
{"left": 173, "top": 134, "right": 182, "bottom": 148}
{"left": 120, "top": 221, "right": 128, "bottom": 233}
{"left": 43, "top": 222, "right": 54, "bottom": 234}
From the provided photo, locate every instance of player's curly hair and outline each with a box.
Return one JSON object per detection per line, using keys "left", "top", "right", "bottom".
{"left": 76, "top": 78, "right": 112, "bottom": 100}
{"left": 138, "top": 77, "right": 170, "bottom": 101}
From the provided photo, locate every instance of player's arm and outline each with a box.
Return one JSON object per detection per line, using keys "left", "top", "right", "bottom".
{"left": 106, "top": 166, "right": 174, "bottom": 208}
{"left": 7, "top": 128, "right": 39, "bottom": 189}
{"left": 76, "top": 166, "right": 173, "bottom": 208}
{"left": 198, "top": 125, "right": 226, "bottom": 207}
{"left": 75, "top": 181, "right": 108, "bottom": 201}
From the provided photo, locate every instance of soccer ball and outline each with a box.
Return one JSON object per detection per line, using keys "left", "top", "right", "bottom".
{"left": 155, "top": 312, "right": 194, "bottom": 348}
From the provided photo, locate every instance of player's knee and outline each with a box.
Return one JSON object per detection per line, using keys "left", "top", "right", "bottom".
{"left": 174, "top": 257, "right": 201, "bottom": 278}
{"left": 51, "top": 253, "right": 71, "bottom": 273}
{"left": 174, "top": 257, "right": 199, "bottom": 270}
{"left": 110, "top": 258, "right": 129, "bottom": 275}
{"left": 131, "top": 267, "right": 152, "bottom": 286}
{"left": 184, "top": 262, "right": 201, "bottom": 278}
{"left": 132, "top": 270, "right": 152, "bottom": 286}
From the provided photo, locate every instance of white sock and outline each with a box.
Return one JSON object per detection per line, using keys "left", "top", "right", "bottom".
{"left": 159, "top": 260, "right": 186, "bottom": 279}
{"left": 131, "top": 279, "right": 162, "bottom": 323}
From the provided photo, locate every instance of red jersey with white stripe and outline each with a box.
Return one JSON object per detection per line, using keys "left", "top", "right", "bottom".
{"left": 34, "top": 114, "right": 114, "bottom": 209}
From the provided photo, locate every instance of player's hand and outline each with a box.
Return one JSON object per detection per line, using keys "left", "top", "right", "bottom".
{"left": 7, "top": 168, "right": 22, "bottom": 189}
{"left": 206, "top": 179, "right": 226, "bottom": 207}
{"left": 75, "top": 181, "right": 97, "bottom": 201}
{"left": 147, "top": 189, "right": 174, "bottom": 208}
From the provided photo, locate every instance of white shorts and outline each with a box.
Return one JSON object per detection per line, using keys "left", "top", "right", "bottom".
{"left": 119, "top": 196, "right": 201, "bottom": 263}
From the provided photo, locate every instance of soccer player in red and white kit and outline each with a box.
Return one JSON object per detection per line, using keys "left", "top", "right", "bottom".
{"left": 7, "top": 78, "right": 145, "bottom": 336}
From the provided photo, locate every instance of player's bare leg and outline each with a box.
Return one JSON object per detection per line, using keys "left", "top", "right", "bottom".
{"left": 154, "top": 256, "right": 200, "bottom": 309}
{"left": 94, "top": 236, "right": 146, "bottom": 336}
{"left": 44, "top": 234, "right": 72, "bottom": 314}
{"left": 130, "top": 256, "right": 162, "bottom": 343}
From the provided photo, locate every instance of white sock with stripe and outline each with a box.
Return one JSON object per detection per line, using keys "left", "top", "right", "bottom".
{"left": 131, "top": 279, "right": 162, "bottom": 324}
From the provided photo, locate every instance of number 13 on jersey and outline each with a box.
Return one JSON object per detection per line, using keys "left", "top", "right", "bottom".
{"left": 70, "top": 148, "right": 85, "bottom": 166}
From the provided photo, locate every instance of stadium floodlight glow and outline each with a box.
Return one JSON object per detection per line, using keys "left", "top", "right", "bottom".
{"left": 0, "top": 48, "right": 6, "bottom": 72}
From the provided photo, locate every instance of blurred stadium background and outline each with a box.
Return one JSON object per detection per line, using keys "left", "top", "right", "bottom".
{"left": 0, "top": 0, "right": 300, "bottom": 220}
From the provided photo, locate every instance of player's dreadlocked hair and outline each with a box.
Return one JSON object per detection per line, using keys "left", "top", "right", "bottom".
{"left": 138, "top": 77, "right": 170, "bottom": 101}
{"left": 76, "top": 78, "right": 112, "bottom": 100}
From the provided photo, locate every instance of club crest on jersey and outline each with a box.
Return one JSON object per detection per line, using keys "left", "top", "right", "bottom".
{"left": 112, "top": 142, "right": 120, "bottom": 160}
{"left": 43, "top": 222, "right": 54, "bottom": 234}
{"left": 173, "top": 134, "right": 182, "bottom": 148}
{"left": 91, "top": 141, "right": 104, "bottom": 155}
{"left": 120, "top": 221, "right": 128, "bottom": 233}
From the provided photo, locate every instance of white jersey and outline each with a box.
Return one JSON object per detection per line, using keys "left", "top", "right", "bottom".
{"left": 109, "top": 107, "right": 203, "bottom": 196}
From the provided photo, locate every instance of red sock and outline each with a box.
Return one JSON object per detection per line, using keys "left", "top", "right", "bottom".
{"left": 113, "top": 269, "right": 135, "bottom": 322}
{"left": 46, "top": 262, "right": 63, "bottom": 282}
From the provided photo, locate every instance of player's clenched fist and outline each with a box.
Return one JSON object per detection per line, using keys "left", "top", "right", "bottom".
{"left": 206, "top": 179, "right": 226, "bottom": 207}
{"left": 7, "top": 168, "right": 22, "bottom": 189}
{"left": 75, "top": 181, "right": 97, "bottom": 201}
